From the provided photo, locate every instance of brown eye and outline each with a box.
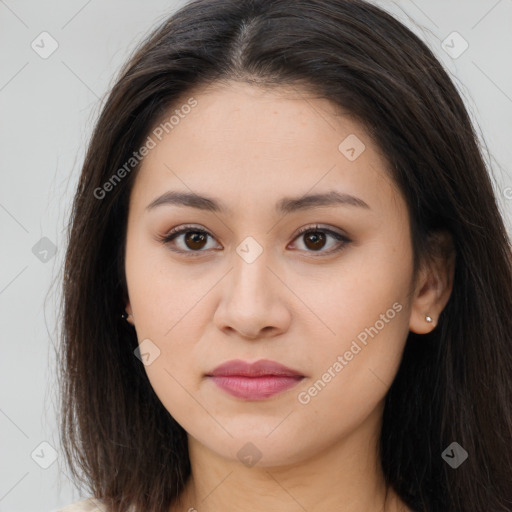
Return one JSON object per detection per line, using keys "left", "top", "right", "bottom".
{"left": 303, "top": 231, "right": 327, "bottom": 251}
{"left": 291, "top": 225, "right": 351, "bottom": 256}
{"left": 161, "top": 225, "right": 220, "bottom": 255}
{"left": 183, "top": 231, "right": 208, "bottom": 250}
{"left": 160, "top": 223, "right": 351, "bottom": 258}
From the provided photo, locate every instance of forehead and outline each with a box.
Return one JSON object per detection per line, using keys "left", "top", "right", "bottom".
{"left": 130, "top": 81, "right": 400, "bottom": 217}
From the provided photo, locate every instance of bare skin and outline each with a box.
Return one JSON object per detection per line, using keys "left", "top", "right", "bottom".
{"left": 124, "top": 81, "right": 454, "bottom": 512}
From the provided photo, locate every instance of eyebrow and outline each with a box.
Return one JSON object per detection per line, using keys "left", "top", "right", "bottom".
{"left": 145, "top": 190, "right": 370, "bottom": 214}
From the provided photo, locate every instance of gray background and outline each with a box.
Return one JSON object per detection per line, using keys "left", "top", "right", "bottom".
{"left": 0, "top": 1, "right": 511, "bottom": 511}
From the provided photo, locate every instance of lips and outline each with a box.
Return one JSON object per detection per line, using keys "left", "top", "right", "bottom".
{"left": 207, "top": 358, "right": 304, "bottom": 378}
{"left": 206, "top": 359, "right": 305, "bottom": 400}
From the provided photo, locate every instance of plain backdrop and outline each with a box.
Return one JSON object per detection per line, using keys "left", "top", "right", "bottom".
{"left": 0, "top": 1, "right": 511, "bottom": 511}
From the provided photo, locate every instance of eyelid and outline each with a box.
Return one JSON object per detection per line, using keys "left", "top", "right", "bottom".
{"left": 163, "top": 223, "right": 211, "bottom": 240}
{"left": 288, "top": 224, "right": 351, "bottom": 256}
{"left": 291, "top": 223, "right": 348, "bottom": 241}
{"left": 159, "top": 224, "right": 219, "bottom": 255}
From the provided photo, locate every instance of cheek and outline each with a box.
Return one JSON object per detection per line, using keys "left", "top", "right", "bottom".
{"left": 127, "top": 260, "right": 206, "bottom": 430}
{"left": 297, "top": 239, "right": 413, "bottom": 401}
{"left": 295, "top": 297, "right": 410, "bottom": 440}
{"left": 143, "top": 357, "right": 204, "bottom": 439}
{"left": 125, "top": 232, "right": 203, "bottom": 335}
{"left": 300, "top": 238, "right": 412, "bottom": 345}
{"left": 124, "top": 236, "right": 203, "bottom": 411}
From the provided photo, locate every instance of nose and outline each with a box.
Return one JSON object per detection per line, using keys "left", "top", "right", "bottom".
{"left": 213, "top": 250, "right": 292, "bottom": 340}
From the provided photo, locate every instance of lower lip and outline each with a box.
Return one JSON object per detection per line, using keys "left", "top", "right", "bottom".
{"left": 208, "top": 375, "right": 304, "bottom": 400}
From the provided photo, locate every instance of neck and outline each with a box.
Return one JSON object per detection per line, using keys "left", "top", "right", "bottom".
{"left": 171, "top": 402, "right": 409, "bottom": 512}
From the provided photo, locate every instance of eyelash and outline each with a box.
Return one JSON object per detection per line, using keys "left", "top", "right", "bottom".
{"left": 159, "top": 223, "right": 351, "bottom": 258}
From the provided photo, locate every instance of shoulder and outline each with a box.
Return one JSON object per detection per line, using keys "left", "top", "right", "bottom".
{"left": 54, "top": 498, "right": 106, "bottom": 512}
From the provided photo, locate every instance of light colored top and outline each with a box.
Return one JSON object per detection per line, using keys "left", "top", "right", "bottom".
{"left": 55, "top": 498, "right": 106, "bottom": 512}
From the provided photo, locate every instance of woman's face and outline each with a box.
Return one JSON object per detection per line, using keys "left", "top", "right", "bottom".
{"left": 124, "top": 81, "right": 418, "bottom": 466}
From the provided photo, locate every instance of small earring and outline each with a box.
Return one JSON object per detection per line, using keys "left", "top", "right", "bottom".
{"left": 122, "top": 311, "right": 133, "bottom": 322}
{"left": 425, "top": 315, "right": 433, "bottom": 323}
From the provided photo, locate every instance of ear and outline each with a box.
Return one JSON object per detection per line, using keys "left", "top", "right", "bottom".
{"left": 409, "top": 230, "right": 455, "bottom": 334}
{"left": 124, "top": 301, "right": 135, "bottom": 326}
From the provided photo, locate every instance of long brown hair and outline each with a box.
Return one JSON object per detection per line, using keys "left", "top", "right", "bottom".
{"left": 58, "top": 1, "right": 512, "bottom": 511}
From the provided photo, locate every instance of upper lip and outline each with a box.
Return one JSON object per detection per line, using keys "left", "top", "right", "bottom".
{"left": 207, "top": 359, "right": 304, "bottom": 378}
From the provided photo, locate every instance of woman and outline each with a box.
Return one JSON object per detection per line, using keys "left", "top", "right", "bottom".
{"left": 57, "top": 0, "right": 512, "bottom": 511}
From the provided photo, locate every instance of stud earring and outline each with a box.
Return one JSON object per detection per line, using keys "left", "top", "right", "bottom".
{"left": 121, "top": 311, "right": 133, "bottom": 323}
{"left": 425, "top": 315, "right": 433, "bottom": 323}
